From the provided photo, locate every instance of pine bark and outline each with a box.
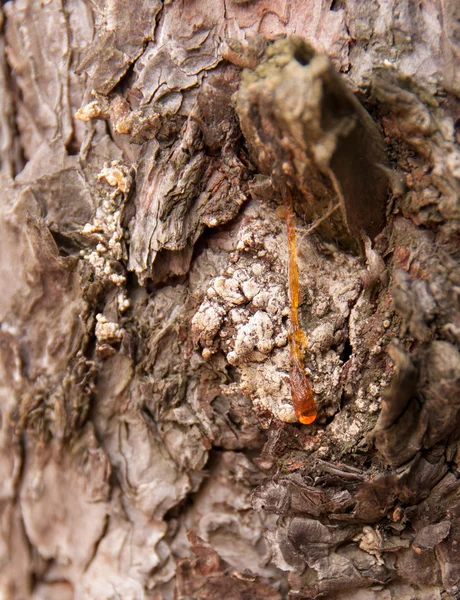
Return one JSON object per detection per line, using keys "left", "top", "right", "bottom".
{"left": 0, "top": 1, "right": 459, "bottom": 599}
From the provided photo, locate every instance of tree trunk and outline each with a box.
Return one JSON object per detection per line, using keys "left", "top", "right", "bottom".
{"left": 1, "top": 1, "right": 459, "bottom": 599}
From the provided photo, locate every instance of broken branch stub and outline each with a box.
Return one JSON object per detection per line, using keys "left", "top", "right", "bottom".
{"left": 235, "top": 36, "right": 389, "bottom": 252}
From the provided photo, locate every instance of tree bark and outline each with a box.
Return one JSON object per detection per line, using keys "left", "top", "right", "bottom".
{"left": 0, "top": 1, "right": 459, "bottom": 599}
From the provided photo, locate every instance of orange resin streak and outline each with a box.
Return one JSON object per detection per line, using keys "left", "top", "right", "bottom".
{"left": 284, "top": 188, "right": 317, "bottom": 425}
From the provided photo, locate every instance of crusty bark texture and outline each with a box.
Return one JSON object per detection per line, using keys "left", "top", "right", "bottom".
{"left": 0, "top": 1, "right": 459, "bottom": 599}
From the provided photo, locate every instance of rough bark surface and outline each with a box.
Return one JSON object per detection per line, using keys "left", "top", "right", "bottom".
{"left": 0, "top": 1, "right": 459, "bottom": 599}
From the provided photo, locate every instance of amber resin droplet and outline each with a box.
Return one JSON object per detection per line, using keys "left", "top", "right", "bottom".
{"left": 290, "top": 358, "right": 317, "bottom": 424}
{"left": 284, "top": 187, "right": 317, "bottom": 425}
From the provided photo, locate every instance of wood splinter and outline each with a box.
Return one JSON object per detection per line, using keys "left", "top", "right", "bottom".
{"left": 284, "top": 186, "right": 317, "bottom": 425}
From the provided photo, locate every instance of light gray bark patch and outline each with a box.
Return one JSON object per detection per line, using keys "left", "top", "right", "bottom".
{"left": 75, "top": 0, "right": 162, "bottom": 95}
{"left": 132, "top": 22, "right": 221, "bottom": 106}
{"left": 4, "top": 0, "right": 75, "bottom": 156}
{"left": 20, "top": 166, "right": 95, "bottom": 241}
{"left": 393, "top": 270, "right": 437, "bottom": 342}
{"left": 20, "top": 430, "right": 111, "bottom": 566}
{"left": 412, "top": 520, "right": 451, "bottom": 553}
{"left": 420, "top": 341, "right": 460, "bottom": 448}
{"left": 175, "top": 531, "right": 282, "bottom": 600}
